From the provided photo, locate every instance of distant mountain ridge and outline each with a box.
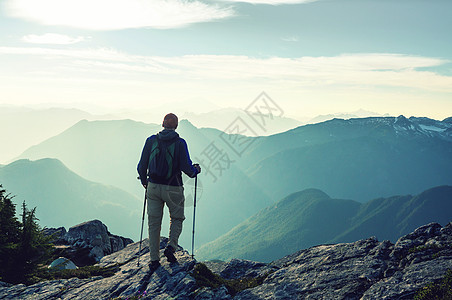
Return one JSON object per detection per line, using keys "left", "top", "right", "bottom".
{"left": 0, "top": 158, "right": 141, "bottom": 240}
{"left": 15, "top": 115, "right": 452, "bottom": 248}
{"left": 349, "top": 115, "right": 452, "bottom": 140}
{"left": 197, "top": 186, "right": 452, "bottom": 262}
{"left": 182, "top": 107, "right": 302, "bottom": 136}
{"left": 241, "top": 115, "right": 452, "bottom": 202}
{"left": 18, "top": 119, "right": 162, "bottom": 197}
{"left": 0, "top": 106, "right": 116, "bottom": 164}
{"left": 242, "top": 115, "right": 452, "bottom": 166}
{"left": 306, "top": 109, "right": 389, "bottom": 124}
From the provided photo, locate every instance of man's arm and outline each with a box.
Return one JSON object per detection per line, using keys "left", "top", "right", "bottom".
{"left": 137, "top": 136, "right": 152, "bottom": 187}
{"left": 179, "top": 139, "right": 199, "bottom": 178}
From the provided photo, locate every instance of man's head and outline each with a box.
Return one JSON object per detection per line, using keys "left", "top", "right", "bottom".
{"left": 162, "top": 113, "right": 178, "bottom": 130}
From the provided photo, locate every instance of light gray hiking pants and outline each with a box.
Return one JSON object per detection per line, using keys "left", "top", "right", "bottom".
{"left": 146, "top": 182, "right": 185, "bottom": 261}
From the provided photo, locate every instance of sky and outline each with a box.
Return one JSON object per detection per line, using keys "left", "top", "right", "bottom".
{"left": 0, "top": 0, "right": 451, "bottom": 120}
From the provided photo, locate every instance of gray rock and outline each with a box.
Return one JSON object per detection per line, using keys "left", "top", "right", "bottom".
{"left": 236, "top": 222, "right": 452, "bottom": 300}
{"left": 195, "top": 286, "right": 232, "bottom": 299}
{"left": 0, "top": 237, "right": 197, "bottom": 299}
{"left": 42, "top": 226, "right": 67, "bottom": 243}
{"left": 391, "top": 222, "right": 443, "bottom": 260}
{"left": 48, "top": 257, "right": 78, "bottom": 270}
{"left": 49, "top": 220, "right": 134, "bottom": 265}
{"left": 0, "top": 282, "right": 12, "bottom": 288}
{"left": 1, "top": 222, "right": 451, "bottom": 299}
{"left": 204, "top": 258, "right": 277, "bottom": 280}
{"left": 63, "top": 220, "right": 112, "bottom": 261}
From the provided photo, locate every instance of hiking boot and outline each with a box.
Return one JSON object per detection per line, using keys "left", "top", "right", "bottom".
{"left": 148, "top": 260, "right": 161, "bottom": 273}
{"left": 164, "top": 245, "right": 177, "bottom": 263}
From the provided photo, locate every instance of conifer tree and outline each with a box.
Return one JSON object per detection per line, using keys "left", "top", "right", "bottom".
{"left": 0, "top": 185, "right": 21, "bottom": 243}
{"left": 18, "top": 202, "right": 53, "bottom": 282}
{"left": 0, "top": 185, "right": 53, "bottom": 284}
{"left": 0, "top": 185, "right": 21, "bottom": 281}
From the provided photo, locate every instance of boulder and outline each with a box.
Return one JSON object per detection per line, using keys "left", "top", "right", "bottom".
{"left": 64, "top": 220, "right": 112, "bottom": 260}
{"left": 48, "top": 257, "right": 77, "bottom": 270}
{"left": 44, "top": 220, "right": 134, "bottom": 266}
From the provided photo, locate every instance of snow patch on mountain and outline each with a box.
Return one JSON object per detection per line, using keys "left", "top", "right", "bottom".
{"left": 419, "top": 124, "right": 447, "bottom": 132}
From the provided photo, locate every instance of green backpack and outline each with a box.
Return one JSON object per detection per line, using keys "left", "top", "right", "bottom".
{"left": 148, "top": 137, "right": 177, "bottom": 180}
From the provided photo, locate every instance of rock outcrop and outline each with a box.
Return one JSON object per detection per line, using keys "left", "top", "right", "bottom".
{"left": 0, "top": 237, "right": 197, "bottom": 299}
{"left": 45, "top": 220, "right": 134, "bottom": 266}
{"left": 236, "top": 222, "right": 452, "bottom": 299}
{"left": 1, "top": 222, "right": 451, "bottom": 299}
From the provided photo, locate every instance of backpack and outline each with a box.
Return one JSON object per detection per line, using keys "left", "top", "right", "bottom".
{"left": 148, "top": 136, "right": 178, "bottom": 181}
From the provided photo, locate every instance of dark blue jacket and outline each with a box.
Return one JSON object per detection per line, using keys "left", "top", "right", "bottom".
{"left": 137, "top": 129, "right": 198, "bottom": 186}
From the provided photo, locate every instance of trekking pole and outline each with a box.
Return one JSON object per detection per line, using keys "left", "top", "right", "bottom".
{"left": 191, "top": 175, "right": 198, "bottom": 259}
{"left": 137, "top": 187, "right": 147, "bottom": 267}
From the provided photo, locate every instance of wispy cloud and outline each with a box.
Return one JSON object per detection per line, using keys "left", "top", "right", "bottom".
{"left": 220, "top": 0, "right": 317, "bottom": 5}
{"left": 1, "top": 47, "right": 450, "bottom": 93}
{"left": 22, "top": 33, "right": 87, "bottom": 45}
{"left": 4, "top": 0, "right": 234, "bottom": 30}
{"left": 281, "top": 35, "right": 299, "bottom": 42}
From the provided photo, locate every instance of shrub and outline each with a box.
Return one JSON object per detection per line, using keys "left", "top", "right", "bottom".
{"left": 414, "top": 270, "right": 452, "bottom": 300}
{"left": 26, "top": 264, "right": 119, "bottom": 285}
{"left": 192, "top": 263, "right": 270, "bottom": 296}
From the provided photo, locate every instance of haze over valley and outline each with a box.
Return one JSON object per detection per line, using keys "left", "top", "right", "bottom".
{"left": 1, "top": 107, "right": 451, "bottom": 254}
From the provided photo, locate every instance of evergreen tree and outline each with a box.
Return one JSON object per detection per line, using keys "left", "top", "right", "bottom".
{"left": 0, "top": 185, "right": 21, "bottom": 282}
{"left": 17, "top": 202, "right": 53, "bottom": 283}
{"left": 0, "top": 185, "right": 53, "bottom": 284}
{"left": 0, "top": 185, "right": 21, "bottom": 243}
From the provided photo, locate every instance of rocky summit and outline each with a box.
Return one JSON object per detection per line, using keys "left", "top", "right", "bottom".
{"left": 0, "top": 222, "right": 451, "bottom": 299}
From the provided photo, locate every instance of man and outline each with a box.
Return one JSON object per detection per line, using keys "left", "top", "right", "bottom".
{"left": 137, "top": 113, "right": 201, "bottom": 272}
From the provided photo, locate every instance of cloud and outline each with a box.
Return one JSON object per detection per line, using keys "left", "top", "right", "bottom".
{"left": 281, "top": 35, "right": 299, "bottom": 42}
{"left": 1, "top": 47, "right": 451, "bottom": 93}
{"left": 220, "top": 0, "right": 317, "bottom": 5}
{"left": 4, "top": 0, "right": 234, "bottom": 30}
{"left": 22, "top": 33, "right": 87, "bottom": 45}
{"left": 1, "top": 47, "right": 451, "bottom": 119}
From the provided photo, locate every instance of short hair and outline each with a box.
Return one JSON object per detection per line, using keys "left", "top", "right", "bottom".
{"left": 163, "top": 113, "right": 178, "bottom": 129}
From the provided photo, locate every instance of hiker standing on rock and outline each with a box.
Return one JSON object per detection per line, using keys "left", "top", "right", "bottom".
{"left": 137, "top": 113, "right": 201, "bottom": 272}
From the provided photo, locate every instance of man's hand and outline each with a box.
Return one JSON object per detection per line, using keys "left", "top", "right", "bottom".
{"left": 138, "top": 176, "right": 147, "bottom": 189}
{"left": 194, "top": 164, "right": 201, "bottom": 174}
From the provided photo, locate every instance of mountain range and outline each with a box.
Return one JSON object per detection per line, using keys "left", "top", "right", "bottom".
{"left": 0, "top": 158, "right": 141, "bottom": 240}
{"left": 182, "top": 107, "right": 302, "bottom": 136}
{"left": 12, "top": 115, "right": 452, "bottom": 248}
{"left": 305, "top": 109, "right": 389, "bottom": 124}
{"left": 0, "top": 104, "right": 392, "bottom": 165}
{"left": 240, "top": 115, "right": 452, "bottom": 202}
{"left": 0, "top": 106, "right": 119, "bottom": 164}
{"left": 197, "top": 185, "right": 452, "bottom": 262}
{"left": 10, "top": 119, "right": 273, "bottom": 247}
